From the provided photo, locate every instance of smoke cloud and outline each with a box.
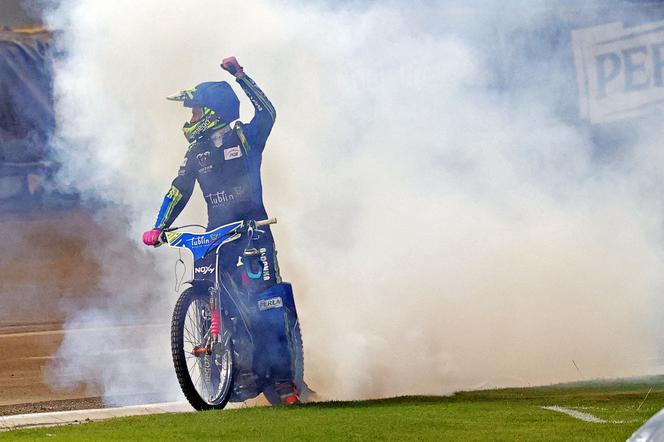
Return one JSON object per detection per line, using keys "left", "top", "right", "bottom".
{"left": 41, "top": 0, "right": 664, "bottom": 402}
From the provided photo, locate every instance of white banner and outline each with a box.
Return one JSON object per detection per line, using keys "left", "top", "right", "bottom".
{"left": 572, "top": 20, "right": 664, "bottom": 124}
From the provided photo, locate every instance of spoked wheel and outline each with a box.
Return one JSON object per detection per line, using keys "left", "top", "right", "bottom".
{"left": 171, "top": 287, "right": 234, "bottom": 410}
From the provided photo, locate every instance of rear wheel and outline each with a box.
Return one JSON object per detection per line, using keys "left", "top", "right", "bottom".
{"left": 171, "top": 287, "right": 234, "bottom": 410}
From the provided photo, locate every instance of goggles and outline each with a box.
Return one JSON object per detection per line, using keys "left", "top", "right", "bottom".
{"left": 182, "top": 107, "right": 227, "bottom": 142}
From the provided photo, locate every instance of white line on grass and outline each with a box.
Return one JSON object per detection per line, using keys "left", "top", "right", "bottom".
{"left": 541, "top": 406, "right": 630, "bottom": 424}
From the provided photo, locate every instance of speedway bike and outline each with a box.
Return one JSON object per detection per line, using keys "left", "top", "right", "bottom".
{"left": 161, "top": 218, "right": 305, "bottom": 410}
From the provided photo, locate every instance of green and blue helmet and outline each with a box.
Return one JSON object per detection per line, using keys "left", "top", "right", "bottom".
{"left": 167, "top": 81, "right": 240, "bottom": 143}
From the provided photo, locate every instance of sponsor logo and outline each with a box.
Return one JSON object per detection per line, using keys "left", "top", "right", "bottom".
{"left": 572, "top": 20, "right": 664, "bottom": 123}
{"left": 258, "top": 296, "right": 283, "bottom": 311}
{"left": 194, "top": 265, "right": 215, "bottom": 275}
{"left": 205, "top": 190, "right": 235, "bottom": 207}
{"left": 196, "top": 151, "right": 212, "bottom": 174}
{"left": 197, "top": 151, "right": 211, "bottom": 167}
{"left": 259, "top": 247, "right": 270, "bottom": 281}
{"left": 188, "top": 235, "right": 211, "bottom": 248}
{"left": 190, "top": 115, "right": 216, "bottom": 139}
{"left": 224, "top": 146, "right": 242, "bottom": 161}
{"left": 204, "top": 187, "right": 246, "bottom": 207}
{"left": 186, "top": 233, "right": 219, "bottom": 249}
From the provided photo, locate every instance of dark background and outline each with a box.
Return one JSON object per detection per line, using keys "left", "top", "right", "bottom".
{"left": 0, "top": 0, "right": 41, "bottom": 27}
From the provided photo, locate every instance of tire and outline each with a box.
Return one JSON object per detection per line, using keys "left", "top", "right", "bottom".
{"left": 171, "top": 287, "right": 234, "bottom": 410}
{"left": 263, "top": 319, "right": 305, "bottom": 405}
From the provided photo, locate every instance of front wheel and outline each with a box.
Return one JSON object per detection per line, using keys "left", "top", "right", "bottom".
{"left": 171, "top": 287, "right": 234, "bottom": 410}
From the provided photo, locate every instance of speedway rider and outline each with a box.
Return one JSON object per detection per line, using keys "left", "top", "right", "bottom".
{"left": 142, "top": 57, "right": 299, "bottom": 404}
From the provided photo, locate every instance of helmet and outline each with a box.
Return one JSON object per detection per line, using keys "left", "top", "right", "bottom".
{"left": 167, "top": 81, "right": 240, "bottom": 142}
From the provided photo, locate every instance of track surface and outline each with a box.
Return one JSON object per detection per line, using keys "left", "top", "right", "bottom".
{"left": 1, "top": 210, "right": 105, "bottom": 412}
{"left": 0, "top": 209, "right": 168, "bottom": 414}
{"left": 0, "top": 321, "right": 177, "bottom": 414}
{"left": 0, "top": 322, "right": 102, "bottom": 412}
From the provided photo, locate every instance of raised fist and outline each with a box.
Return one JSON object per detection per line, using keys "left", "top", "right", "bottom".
{"left": 221, "top": 56, "right": 244, "bottom": 78}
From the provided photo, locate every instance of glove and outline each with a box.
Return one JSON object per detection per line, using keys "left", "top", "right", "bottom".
{"left": 142, "top": 228, "right": 163, "bottom": 247}
{"left": 221, "top": 56, "right": 244, "bottom": 78}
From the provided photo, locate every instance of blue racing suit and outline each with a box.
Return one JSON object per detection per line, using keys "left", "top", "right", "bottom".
{"left": 154, "top": 74, "right": 276, "bottom": 231}
{"left": 153, "top": 75, "right": 296, "bottom": 385}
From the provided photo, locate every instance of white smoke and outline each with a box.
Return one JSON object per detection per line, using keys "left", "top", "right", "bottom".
{"left": 42, "top": 0, "right": 664, "bottom": 402}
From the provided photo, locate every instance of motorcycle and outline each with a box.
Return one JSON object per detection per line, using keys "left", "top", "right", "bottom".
{"left": 161, "top": 218, "right": 307, "bottom": 409}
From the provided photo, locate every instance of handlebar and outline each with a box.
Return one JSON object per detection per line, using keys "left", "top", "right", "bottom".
{"left": 163, "top": 218, "right": 277, "bottom": 235}
{"left": 256, "top": 218, "right": 277, "bottom": 227}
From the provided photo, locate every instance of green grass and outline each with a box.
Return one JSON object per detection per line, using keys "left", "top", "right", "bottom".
{"left": 5, "top": 378, "right": 664, "bottom": 441}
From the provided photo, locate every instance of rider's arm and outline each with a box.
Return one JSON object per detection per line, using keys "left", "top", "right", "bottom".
{"left": 153, "top": 150, "right": 196, "bottom": 230}
{"left": 236, "top": 74, "right": 276, "bottom": 151}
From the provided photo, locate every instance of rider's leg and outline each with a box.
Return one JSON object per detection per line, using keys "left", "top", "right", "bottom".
{"left": 232, "top": 235, "right": 300, "bottom": 404}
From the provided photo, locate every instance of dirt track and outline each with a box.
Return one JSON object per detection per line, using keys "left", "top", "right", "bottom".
{"left": 0, "top": 210, "right": 100, "bottom": 412}
{"left": 0, "top": 396, "right": 105, "bottom": 416}
{"left": 0, "top": 322, "right": 101, "bottom": 412}
{"left": 0, "top": 209, "right": 101, "bottom": 328}
{"left": 0, "top": 209, "right": 165, "bottom": 414}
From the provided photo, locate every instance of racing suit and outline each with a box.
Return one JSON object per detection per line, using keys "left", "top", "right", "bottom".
{"left": 155, "top": 74, "right": 275, "bottom": 231}
{"left": 153, "top": 75, "right": 293, "bottom": 384}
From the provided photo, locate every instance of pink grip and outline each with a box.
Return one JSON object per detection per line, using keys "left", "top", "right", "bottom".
{"left": 142, "top": 229, "right": 161, "bottom": 246}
